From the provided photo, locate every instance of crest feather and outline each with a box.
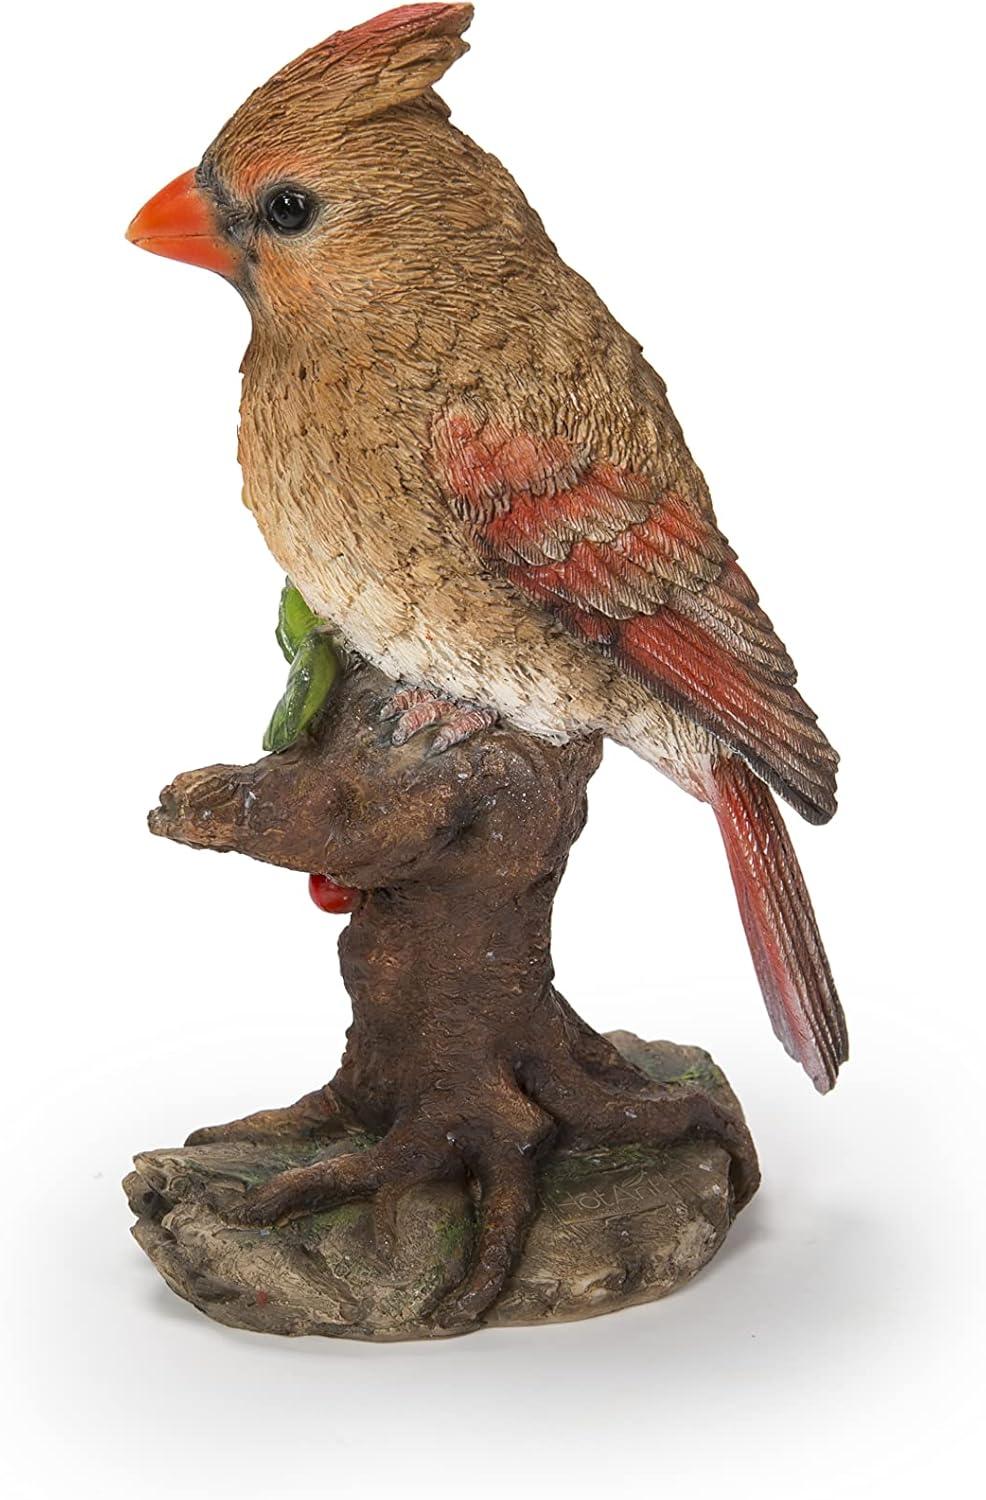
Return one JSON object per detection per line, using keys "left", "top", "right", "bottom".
{"left": 271, "top": 4, "right": 473, "bottom": 121}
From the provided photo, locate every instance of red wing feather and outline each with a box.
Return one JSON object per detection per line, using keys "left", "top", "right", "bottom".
{"left": 432, "top": 408, "right": 838, "bottom": 823}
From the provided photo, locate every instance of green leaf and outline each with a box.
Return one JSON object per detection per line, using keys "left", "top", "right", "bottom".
{"left": 263, "top": 631, "right": 340, "bottom": 753}
{"left": 275, "top": 580, "right": 322, "bottom": 664}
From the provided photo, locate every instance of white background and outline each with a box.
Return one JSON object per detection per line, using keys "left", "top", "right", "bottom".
{"left": 2, "top": 1, "right": 982, "bottom": 1494}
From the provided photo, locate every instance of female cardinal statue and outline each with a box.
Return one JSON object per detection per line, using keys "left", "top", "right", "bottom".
{"left": 126, "top": 4, "right": 847, "bottom": 1335}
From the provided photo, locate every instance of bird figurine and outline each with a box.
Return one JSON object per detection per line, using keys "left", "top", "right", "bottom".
{"left": 127, "top": 2, "right": 847, "bottom": 1099}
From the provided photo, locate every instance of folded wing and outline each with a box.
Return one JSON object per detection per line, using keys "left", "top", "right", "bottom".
{"left": 431, "top": 406, "right": 838, "bottom": 823}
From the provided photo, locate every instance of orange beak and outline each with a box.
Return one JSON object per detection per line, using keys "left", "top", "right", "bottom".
{"left": 126, "top": 169, "right": 238, "bottom": 278}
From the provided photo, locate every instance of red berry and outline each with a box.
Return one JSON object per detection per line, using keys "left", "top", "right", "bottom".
{"left": 308, "top": 872, "right": 359, "bottom": 913}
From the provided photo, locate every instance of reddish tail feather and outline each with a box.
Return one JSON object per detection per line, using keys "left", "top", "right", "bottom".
{"left": 710, "top": 758, "right": 848, "bottom": 1092}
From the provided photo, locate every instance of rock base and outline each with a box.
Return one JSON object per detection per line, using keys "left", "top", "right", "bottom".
{"left": 125, "top": 1033, "right": 752, "bottom": 1340}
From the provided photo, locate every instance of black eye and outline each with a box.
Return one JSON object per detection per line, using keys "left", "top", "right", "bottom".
{"left": 263, "top": 188, "right": 316, "bottom": 235}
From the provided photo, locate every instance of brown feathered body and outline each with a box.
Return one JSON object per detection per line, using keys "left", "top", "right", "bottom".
{"left": 230, "top": 92, "right": 713, "bottom": 785}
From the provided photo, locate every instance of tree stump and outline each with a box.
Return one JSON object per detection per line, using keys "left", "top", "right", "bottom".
{"left": 133, "top": 659, "right": 759, "bottom": 1337}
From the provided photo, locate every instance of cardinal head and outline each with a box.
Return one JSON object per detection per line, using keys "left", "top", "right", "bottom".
{"left": 124, "top": 4, "right": 532, "bottom": 333}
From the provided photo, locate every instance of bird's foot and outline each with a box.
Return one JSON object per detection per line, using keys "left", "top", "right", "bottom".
{"left": 380, "top": 686, "right": 497, "bottom": 754}
{"left": 184, "top": 1084, "right": 352, "bottom": 1147}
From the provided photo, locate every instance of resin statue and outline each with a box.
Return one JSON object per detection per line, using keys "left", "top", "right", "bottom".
{"left": 124, "top": 3, "right": 847, "bottom": 1339}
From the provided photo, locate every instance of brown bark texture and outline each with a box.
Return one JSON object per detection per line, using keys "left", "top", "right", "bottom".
{"left": 143, "top": 659, "right": 759, "bottom": 1333}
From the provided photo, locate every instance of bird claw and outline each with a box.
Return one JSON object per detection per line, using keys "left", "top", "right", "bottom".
{"left": 378, "top": 686, "right": 430, "bottom": 722}
{"left": 380, "top": 686, "right": 497, "bottom": 752}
